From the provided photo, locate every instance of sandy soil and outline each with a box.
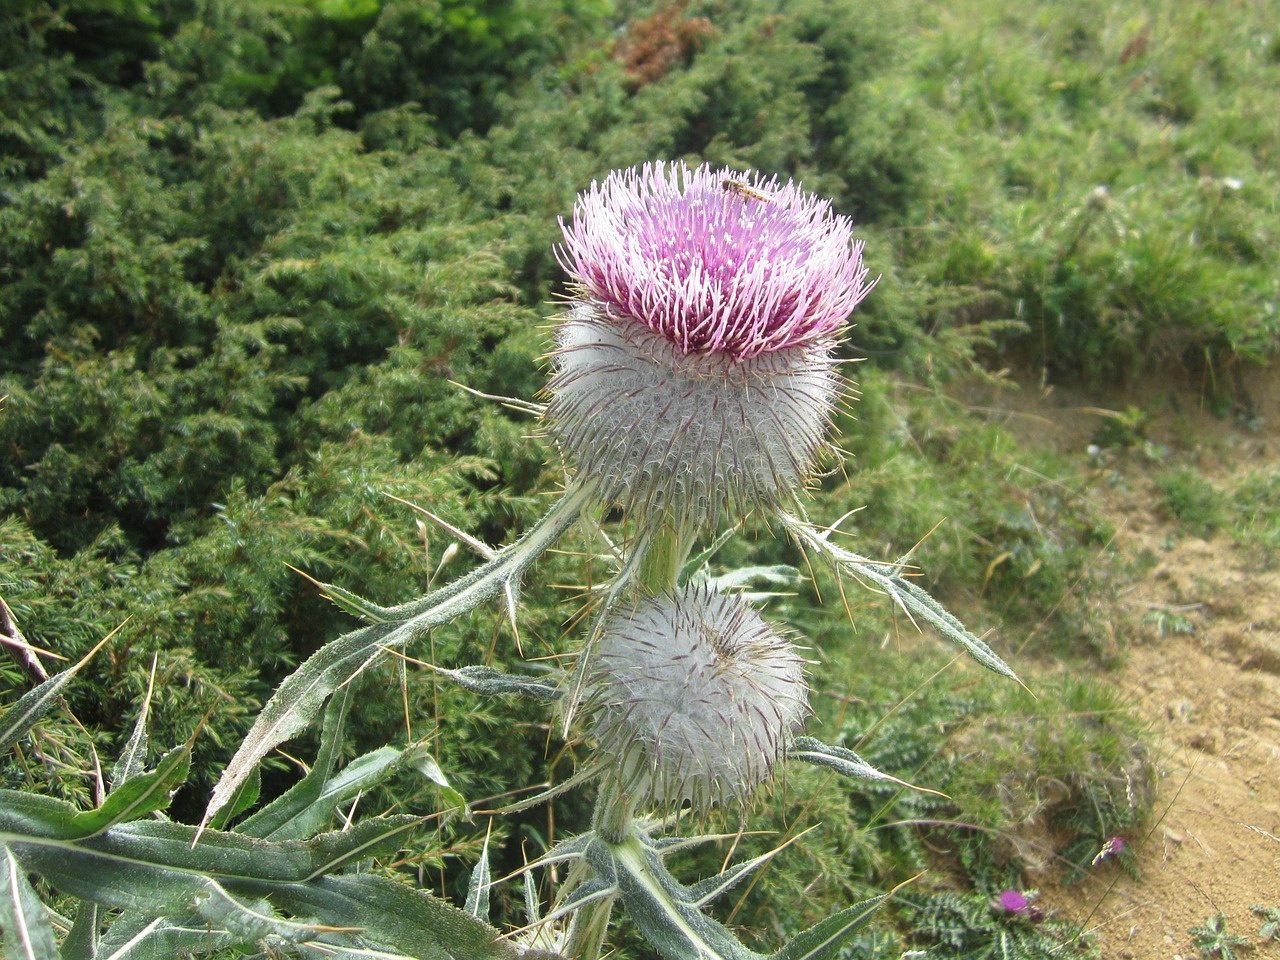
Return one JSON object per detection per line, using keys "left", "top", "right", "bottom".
{"left": 960, "top": 363, "right": 1280, "bottom": 959}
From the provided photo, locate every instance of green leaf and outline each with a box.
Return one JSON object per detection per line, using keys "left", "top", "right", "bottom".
{"left": 262, "top": 873, "right": 523, "bottom": 960}
{"left": 435, "top": 665, "right": 562, "bottom": 703}
{"left": 235, "top": 684, "right": 357, "bottom": 840}
{"left": 595, "top": 835, "right": 764, "bottom": 960}
{"left": 707, "top": 565, "right": 803, "bottom": 594}
{"left": 0, "top": 633, "right": 112, "bottom": 755}
{"left": 778, "top": 513, "right": 1020, "bottom": 683}
{"left": 9, "top": 827, "right": 311, "bottom": 903}
{"left": 686, "top": 847, "right": 783, "bottom": 908}
{"left": 200, "top": 618, "right": 401, "bottom": 834}
{"left": 110, "top": 716, "right": 151, "bottom": 793}
{"left": 464, "top": 832, "right": 491, "bottom": 920}
{"left": 588, "top": 832, "right": 887, "bottom": 960}
{"left": 788, "top": 737, "right": 942, "bottom": 796}
{"left": 0, "top": 791, "right": 83, "bottom": 838}
{"left": 770, "top": 895, "right": 886, "bottom": 960}
{"left": 206, "top": 767, "right": 261, "bottom": 833}
{"left": 203, "top": 483, "right": 593, "bottom": 831}
{"left": 60, "top": 902, "right": 99, "bottom": 960}
{"left": 307, "top": 577, "right": 396, "bottom": 623}
{"left": 5, "top": 815, "right": 431, "bottom": 952}
{"left": 110, "top": 659, "right": 157, "bottom": 790}
{"left": 679, "top": 526, "right": 739, "bottom": 580}
{"left": 304, "top": 816, "right": 424, "bottom": 879}
{"left": 94, "top": 912, "right": 248, "bottom": 960}
{"left": 5, "top": 815, "right": 419, "bottom": 895}
{"left": 68, "top": 745, "right": 191, "bottom": 837}
{"left": 408, "top": 752, "right": 469, "bottom": 818}
{"left": 237, "top": 685, "right": 444, "bottom": 841}
{"left": 892, "top": 575, "right": 1020, "bottom": 682}
{"left": 1, "top": 843, "right": 60, "bottom": 960}
{"left": 1, "top": 748, "right": 193, "bottom": 843}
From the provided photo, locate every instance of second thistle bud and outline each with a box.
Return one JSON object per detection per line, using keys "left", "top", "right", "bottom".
{"left": 584, "top": 583, "right": 810, "bottom": 816}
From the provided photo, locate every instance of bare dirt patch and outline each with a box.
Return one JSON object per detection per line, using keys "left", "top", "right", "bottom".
{"left": 960, "top": 363, "right": 1280, "bottom": 958}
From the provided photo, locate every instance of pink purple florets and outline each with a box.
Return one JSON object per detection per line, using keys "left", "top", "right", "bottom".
{"left": 557, "top": 162, "right": 872, "bottom": 361}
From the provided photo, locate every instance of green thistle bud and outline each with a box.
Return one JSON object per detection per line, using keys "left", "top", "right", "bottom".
{"left": 584, "top": 584, "right": 810, "bottom": 815}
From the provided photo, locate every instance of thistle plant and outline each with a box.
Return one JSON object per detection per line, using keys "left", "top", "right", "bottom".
{"left": 1189, "top": 913, "right": 1253, "bottom": 960}
{"left": 2, "top": 162, "right": 1018, "bottom": 960}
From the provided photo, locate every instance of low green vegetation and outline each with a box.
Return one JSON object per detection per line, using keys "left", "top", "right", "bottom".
{"left": 3, "top": 0, "right": 1276, "bottom": 955}
{"left": 1153, "top": 464, "right": 1280, "bottom": 563}
{"left": 1190, "top": 913, "right": 1253, "bottom": 960}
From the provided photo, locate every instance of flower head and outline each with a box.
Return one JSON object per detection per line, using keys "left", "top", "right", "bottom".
{"left": 545, "top": 162, "right": 873, "bottom": 529}
{"left": 995, "top": 890, "right": 1030, "bottom": 914}
{"left": 556, "top": 163, "right": 870, "bottom": 361}
{"left": 583, "top": 583, "right": 810, "bottom": 815}
{"left": 992, "top": 889, "right": 1046, "bottom": 922}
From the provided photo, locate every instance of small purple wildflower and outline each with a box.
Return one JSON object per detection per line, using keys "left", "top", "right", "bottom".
{"left": 1091, "top": 835, "right": 1126, "bottom": 866}
{"left": 557, "top": 162, "right": 872, "bottom": 361}
{"left": 993, "top": 889, "right": 1046, "bottom": 923}
{"left": 995, "top": 890, "right": 1030, "bottom": 914}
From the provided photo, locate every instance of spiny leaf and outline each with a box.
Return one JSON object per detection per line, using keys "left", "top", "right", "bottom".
{"left": 203, "top": 483, "right": 593, "bottom": 832}
{"left": 686, "top": 847, "right": 785, "bottom": 908}
{"left": 4, "top": 815, "right": 421, "bottom": 892}
{"left": 110, "top": 655, "right": 159, "bottom": 790}
{"left": 464, "top": 831, "right": 492, "bottom": 920}
{"left": 94, "top": 912, "right": 246, "bottom": 960}
{"left": 408, "top": 753, "right": 468, "bottom": 817}
{"left": 206, "top": 768, "right": 261, "bottom": 833}
{"left": 779, "top": 512, "right": 1020, "bottom": 683}
{"left": 235, "top": 684, "right": 358, "bottom": 840}
{"left": 1, "top": 843, "right": 59, "bottom": 960}
{"left": 788, "top": 737, "right": 946, "bottom": 796}
{"left": 594, "top": 835, "right": 765, "bottom": 960}
{"left": 0, "top": 791, "right": 84, "bottom": 838}
{"left": 770, "top": 894, "right": 886, "bottom": 960}
{"left": 264, "top": 873, "right": 523, "bottom": 960}
{"left": 59, "top": 902, "right": 99, "bottom": 960}
{"left": 67, "top": 745, "right": 191, "bottom": 837}
{"left": 0, "top": 630, "right": 117, "bottom": 755}
{"left": 287, "top": 564, "right": 392, "bottom": 623}
{"left": 432, "top": 665, "right": 562, "bottom": 703}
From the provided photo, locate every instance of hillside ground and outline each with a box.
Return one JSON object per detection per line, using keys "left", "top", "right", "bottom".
{"left": 960, "top": 362, "right": 1280, "bottom": 958}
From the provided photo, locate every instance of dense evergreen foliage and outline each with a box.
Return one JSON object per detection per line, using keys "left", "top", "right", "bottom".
{"left": 2, "top": 0, "right": 1275, "bottom": 954}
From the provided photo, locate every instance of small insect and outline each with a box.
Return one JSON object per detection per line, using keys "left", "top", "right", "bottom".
{"left": 720, "top": 178, "right": 772, "bottom": 203}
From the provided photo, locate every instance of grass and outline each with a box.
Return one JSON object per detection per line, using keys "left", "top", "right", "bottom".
{"left": 1155, "top": 466, "right": 1228, "bottom": 535}
{"left": 1150, "top": 460, "right": 1280, "bottom": 566}
{"left": 851, "top": 0, "right": 1280, "bottom": 388}
{"left": 639, "top": 616, "right": 1148, "bottom": 955}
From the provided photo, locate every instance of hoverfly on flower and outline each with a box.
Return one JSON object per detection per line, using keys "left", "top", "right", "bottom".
{"left": 720, "top": 177, "right": 772, "bottom": 203}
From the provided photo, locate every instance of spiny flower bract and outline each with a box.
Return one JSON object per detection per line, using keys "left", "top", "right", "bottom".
{"left": 584, "top": 583, "right": 810, "bottom": 815}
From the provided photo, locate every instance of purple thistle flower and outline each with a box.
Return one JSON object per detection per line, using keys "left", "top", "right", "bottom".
{"left": 545, "top": 162, "right": 874, "bottom": 529}
{"left": 583, "top": 583, "right": 810, "bottom": 815}
{"left": 993, "top": 889, "right": 1046, "bottom": 922}
{"left": 995, "top": 890, "right": 1030, "bottom": 914}
{"left": 556, "top": 162, "right": 871, "bottom": 361}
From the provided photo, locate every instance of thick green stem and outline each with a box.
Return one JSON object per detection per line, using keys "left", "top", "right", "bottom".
{"left": 636, "top": 520, "right": 696, "bottom": 595}
{"left": 562, "top": 896, "right": 614, "bottom": 960}
{"left": 591, "top": 779, "right": 636, "bottom": 845}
